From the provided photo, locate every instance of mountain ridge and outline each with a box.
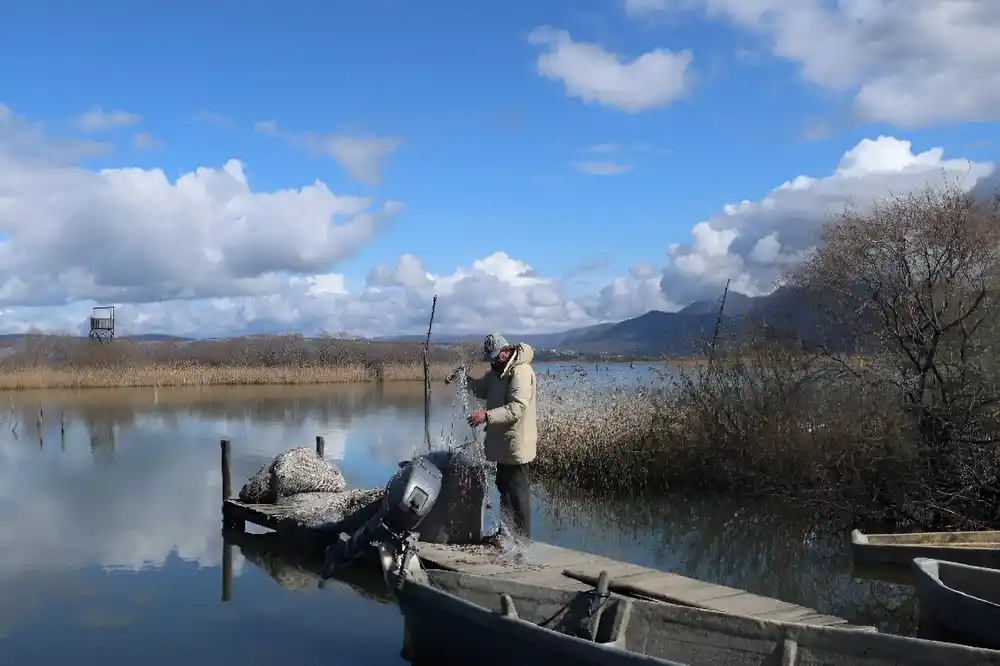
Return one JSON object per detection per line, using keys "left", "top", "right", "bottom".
{"left": 0, "top": 287, "right": 825, "bottom": 358}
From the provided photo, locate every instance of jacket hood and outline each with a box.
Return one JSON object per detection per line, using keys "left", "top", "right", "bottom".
{"left": 513, "top": 343, "right": 534, "bottom": 366}
{"left": 500, "top": 343, "right": 534, "bottom": 377}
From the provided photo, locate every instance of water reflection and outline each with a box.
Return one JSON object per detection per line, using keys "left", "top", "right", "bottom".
{"left": 532, "top": 484, "right": 918, "bottom": 635}
{"left": 0, "top": 384, "right": 457, "bottom": 665}
{"left": 223, "top": 530, "right": 391, "bottom": 603}
{"left": 0, "top": 378, "right": 918, "bottom": 665}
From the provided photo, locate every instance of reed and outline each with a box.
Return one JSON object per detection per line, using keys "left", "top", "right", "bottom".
{"left": 0, "top": 333, "right": 478, "bottom": 389}
{"left": 533, "top": 341, "right": 1000, "bottom": 532}
{"left": 0, "top": 362, "right": 460, "bottom": 390}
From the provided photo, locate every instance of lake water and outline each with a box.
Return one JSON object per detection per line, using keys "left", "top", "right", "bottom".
{"left": 0, "top": 366, "right": 918, "bottom": 664}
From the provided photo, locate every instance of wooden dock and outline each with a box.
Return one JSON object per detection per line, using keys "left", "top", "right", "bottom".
{"left": 219, "top": 439, "right": 852, "bottom": 628}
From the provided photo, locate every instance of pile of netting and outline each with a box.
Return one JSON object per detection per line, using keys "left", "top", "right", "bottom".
{"left": 238, "top": 446, "right": 385, "bottom": 530}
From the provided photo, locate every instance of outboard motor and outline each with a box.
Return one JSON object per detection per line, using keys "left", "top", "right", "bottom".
{"left": 321, "top": 455, "right": 443, "bottom": 578}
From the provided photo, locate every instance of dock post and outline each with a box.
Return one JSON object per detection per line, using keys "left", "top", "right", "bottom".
{"left": 222, "top": 538, "right": 233, "bottom": 602}
{"left": 315, "top": 435, "right": 325, "bottom": 458}
{"left": 221, "top": 439, "right": 244, "bottom": 533}
{"left": 221, "top": 439, "right": 232, "bottom": 501}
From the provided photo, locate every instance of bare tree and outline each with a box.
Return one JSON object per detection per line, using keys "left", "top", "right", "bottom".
{"left": 787, "top": 183, "right": 1000, "bottom": 526}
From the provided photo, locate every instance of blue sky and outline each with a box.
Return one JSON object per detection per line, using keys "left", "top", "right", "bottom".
{"left": 0, "top": 1, "right": 997, "bottom": 336}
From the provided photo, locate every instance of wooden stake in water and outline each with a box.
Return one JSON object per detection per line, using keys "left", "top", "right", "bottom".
{"left": 222, "top": 538, "right": 233, "bottom": 602}
{"left": 315, "top": 435, "right": 325, "bottom": 458}
{"left": 221, "top": 439, "right": 232, "bottom": 503}
{"left": 423, "top": 294, "right": 438, "bottom": 451}
{"left": 708, "top": 278, "right": 731, "bottom": 365}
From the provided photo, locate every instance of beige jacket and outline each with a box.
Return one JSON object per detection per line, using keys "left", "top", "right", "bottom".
{"left": 466, "top": 343, "right": 537, "bottom": 465}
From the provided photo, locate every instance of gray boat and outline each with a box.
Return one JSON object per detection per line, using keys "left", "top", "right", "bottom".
{"left": 912, "top": 558, "right": 1000, "bottom": 650}
{"left": 376, "top": 540, "right": 1000, "bottom": 665}
{"left": 851, "top": 528, "right": 1000, "bottom": 568}
{"left": 318, "top": 453, "right": 1000, "bottom": 664}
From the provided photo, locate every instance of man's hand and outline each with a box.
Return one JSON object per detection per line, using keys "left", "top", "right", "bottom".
{"left": 445, "top": 365, "right": 466, "bottom": 385}
{"left": 467, "top": 410, "right": 487, "bottom": 428}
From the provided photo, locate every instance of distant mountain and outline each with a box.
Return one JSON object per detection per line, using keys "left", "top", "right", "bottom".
{"left": 0, "top": 288, "right": 836, "bottom": 358}
{"left": 454, "top": 288, "right": 839, "bottom": 358}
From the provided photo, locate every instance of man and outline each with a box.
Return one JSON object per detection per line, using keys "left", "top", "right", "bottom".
{"left": 445, "top": 332, "right": 537, "bottom": 541}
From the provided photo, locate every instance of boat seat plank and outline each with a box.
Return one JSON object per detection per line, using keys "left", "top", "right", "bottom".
{"left": 564, "top": 566, "right": 849, "bottom": 626}
{"left": 562, "top": 561, "right": 653, "bottom": 581}
{"left": 455, "top": 563, "right": 541, "bottom": 576}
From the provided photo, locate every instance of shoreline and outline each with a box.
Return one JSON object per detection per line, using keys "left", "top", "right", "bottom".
{"left": 0, "top": 358, "right": 686, "bottom": 391}
{"left": 0, "top": 362, "right": 468, "bottom": 391}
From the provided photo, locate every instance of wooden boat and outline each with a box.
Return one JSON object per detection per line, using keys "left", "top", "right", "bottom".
{"left": 851, "top": 528, "right": 1000, "bottom": 568}
{"left": 912, "top": 558, "right": 1000, "bottom": 650}
{"left": 377, "top": 542, "right": 1000, "bottom": 665}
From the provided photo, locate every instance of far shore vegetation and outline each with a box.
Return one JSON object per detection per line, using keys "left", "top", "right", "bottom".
{"left": 535, "top": 183, "right": 1000, "bottom": 534}
{"left": 0, "top": 335, "right": 484, "bottom": 390}
{"left": 0, "top": 329, "right": 696, "bottom": 391}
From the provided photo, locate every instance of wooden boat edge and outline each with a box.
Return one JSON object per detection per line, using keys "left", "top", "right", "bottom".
{"left": 417, "top": 563, "right": 1000, "bottom": 663}
{"left": 912, "top": 557, "right": 1000, "bottom": 607}
{"left": 852, "top": 529, "right": 1000, "bottom": 546}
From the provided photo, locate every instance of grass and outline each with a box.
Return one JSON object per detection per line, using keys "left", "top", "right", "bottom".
{"left": 0, "top": 333, "right": 479, "bottom": 389}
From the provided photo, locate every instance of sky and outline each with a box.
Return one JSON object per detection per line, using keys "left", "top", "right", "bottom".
{"left": 0, "top": 0, "right": 999, "bottom": 338}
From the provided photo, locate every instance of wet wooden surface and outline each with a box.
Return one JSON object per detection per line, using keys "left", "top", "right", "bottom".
{"left": 419, "top": 542, "right": 851, "bottom": 627}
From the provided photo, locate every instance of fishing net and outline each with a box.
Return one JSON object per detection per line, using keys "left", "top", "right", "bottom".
{"left": 274, "top": 488, "right": 385, "bottom": 530}
{"left": 238, "top": 446, "right": 347, "bottom": 503}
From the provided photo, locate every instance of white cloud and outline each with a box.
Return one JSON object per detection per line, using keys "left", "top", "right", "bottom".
{"left": 527, "top": 27, "right": 692, "bottom": 112}
{"left": 0, "top": 104, "right": 400, "bottom": 318}
{"left": 575, "top": 161, "right": 631, "bottom": 175}
{"left": 629, "top": 262, "right": 658, "bottom": 280}
{"left": 253, "top": 120, "right": 399, "bottom": 186}
{"left": 253, "top": 119, "right": 278, "bottom": 134}
{"left": 130, "top": 132, "right": 162, "bottom": 150}
{"left": 0, "top": 105, "right": 993, "bottom": 338}
{"left": 305, "top": 135, "right": 399, "bottom": 186}
{"left": 653, "top": 136, "right": 994, "bottom": 305}
{"left": 635, "top": 0, "right": 1000, "bottom": 127}
{"left": 76, "top": 108, "right": 142, "bottom": 132}
{"left": 623, "top": 0, "right": 670, "bottom": 17}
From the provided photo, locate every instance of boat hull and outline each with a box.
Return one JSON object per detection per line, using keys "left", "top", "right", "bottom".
{"left": 851, "top": 529, "right": 1000, "bottom": 568}
{"left": 912, "top": 558, "right": 1000, "bottom": 650}
{"left": 397, "top": 574, "right": 670, "bottom": 666}
{"left": 394, "top": 566, "right": 1000, "bottom": 665}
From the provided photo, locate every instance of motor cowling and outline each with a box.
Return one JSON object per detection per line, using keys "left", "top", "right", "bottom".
{"left": 321, "top": 455, "right": 443, "bottom": 577}
{"left": 382, "top": 456, "right": 444, "bottom": 533}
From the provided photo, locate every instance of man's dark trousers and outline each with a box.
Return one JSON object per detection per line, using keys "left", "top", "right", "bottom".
{"left": 495, "top": 463, "right": 531, "bottom": 538}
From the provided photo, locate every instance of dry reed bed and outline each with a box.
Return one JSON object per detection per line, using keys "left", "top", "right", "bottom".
{"left": 535, "top": 377, "right": 677, "bottom": 492}
{"left": 533, "top": 344, "right": 1000, "bottom": 532}
{"left": 0, "top": 362, "right": 458, "bottom": 390}
{"left": 0, "top": 333, "right": 478, "bottom": 389}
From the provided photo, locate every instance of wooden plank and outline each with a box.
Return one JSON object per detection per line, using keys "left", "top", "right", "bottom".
{"left": 564, "top": 566, "right": 843, "bottom": 626}
{"left": 225, "top": 500, "right": 285, "bottom": 531}
{"left": 696, "top": 592, "right": 801, "bottom": 617}
{"left": 500, "top": 569, "right": 591, "bottom": 590}
{"left": 563, "top": 561, "right": 650, "bottom": 581}
{"left": 519, "top": 542, "right": 611, "bottom": 570}
{"left": 456, "top": 563, "right": 541, "bottom": 576}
